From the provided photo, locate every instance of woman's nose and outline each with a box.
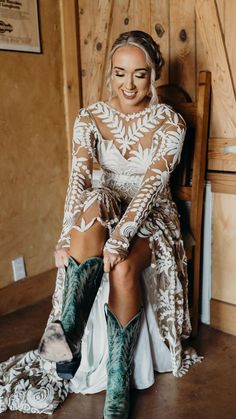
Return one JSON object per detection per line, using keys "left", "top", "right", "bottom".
{"left": 124, "top": 75, "right": 135, "bottom": 90}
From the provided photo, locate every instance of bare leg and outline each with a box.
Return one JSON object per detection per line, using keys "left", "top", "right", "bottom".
{"left": 69, "top": 221, "right": 107, "bottom": 264}
{"left": 109, "top": 236, "right": 151, "bottom": 326}
{"left": 104, "top": 237, "right": 151, "bottom": 418}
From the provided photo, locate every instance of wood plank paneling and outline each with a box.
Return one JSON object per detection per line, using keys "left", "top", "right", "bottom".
{"left": 216, "top": 0, "right": 225, "bottom": 31}
{"left": 207, "top": 173, "right": 236, "bottom": 194}
{"left": 75, "top": 0, "right": 236, "bottom": 141}
{"left": 60, "top": 0, "right": 82, "bottom": 168}
{"left": 195, "top": 0, "right": 236, "bottom": 138}
{"left": 211, "top": 298, "right": 236, "bottom": 336}
{"left": 132, "top": 0, "right": 151, "bottom": 33}
{"left": 169, "top": 0, "right": 196, "bottom": 99}
{"left": 208, "top": 138, "right": 236, "bottom": 171}
{"left": 150, "top": 0, "right": 170, "bottom": 85}
{"left": 79, "top": 0, "right": 113, "bottom": 106}
{"left": 79, "top": 1, "right": 172, "bottom": 104}
{"left": 108, "top": 0, "right": 134, "bottom": 46}
{"left": 212, "top": 193, "right": 236, "bottom": 305}
{"left": 225, "top": 0, "right": 236, "bottom": 93}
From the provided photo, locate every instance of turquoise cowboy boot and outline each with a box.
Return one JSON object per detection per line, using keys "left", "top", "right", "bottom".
{"left": 38, "top": 255, "right": 103, "bottom": 379}
{"left": 103, "top": 304, "right": 143, "bottom": 419}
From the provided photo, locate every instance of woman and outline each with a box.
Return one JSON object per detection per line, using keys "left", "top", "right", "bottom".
{"left": 0, "top": 31, "right": 201, "bottom": 417}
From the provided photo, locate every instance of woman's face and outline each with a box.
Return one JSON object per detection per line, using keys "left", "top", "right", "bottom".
{"left": 111, "top": 45, "right": 151, "bottom": 112}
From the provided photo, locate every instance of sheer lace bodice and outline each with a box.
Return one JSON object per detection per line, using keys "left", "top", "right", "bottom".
{"left": 57, "top": 101, "right": 186, "bottom": 257}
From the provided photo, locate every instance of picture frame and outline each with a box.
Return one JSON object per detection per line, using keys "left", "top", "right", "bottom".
{"left": 0, "top": 0, "right": 41, "bottom": 53}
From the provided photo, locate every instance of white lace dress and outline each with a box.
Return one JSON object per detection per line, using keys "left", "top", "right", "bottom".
{"left": 0, "top": 102, "right": 202, "bottom": 415}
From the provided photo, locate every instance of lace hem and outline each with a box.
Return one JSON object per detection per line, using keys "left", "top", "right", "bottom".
{"left": 173, "top": 348, "right": 203, "bottom": 378}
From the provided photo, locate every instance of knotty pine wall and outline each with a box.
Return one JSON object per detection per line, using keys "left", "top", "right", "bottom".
{"left": 79, "top": 0, "right": 196, "bottom": 106}
{"left": 77, "top": 0, "right": 236, "bottom": 170}
{"left": 76, "top": 0, "right": 236, "bottom": 334}
{"left": 0, "top": 0, "right": 68, "bottom": 289}
{"left": 78, "top": 0, "right": 236, "bottom": 146}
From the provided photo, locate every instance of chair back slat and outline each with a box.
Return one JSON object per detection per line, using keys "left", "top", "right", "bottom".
{"left": 190, "top": 72, "right": 211, "bottom": 241}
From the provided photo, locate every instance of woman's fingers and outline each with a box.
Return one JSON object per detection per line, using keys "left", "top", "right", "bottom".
{"left": 63, "top": 249, "right": 69, "bottom": 267}
{"left": 54, "top": 249, "right": 69, "bottom": 268}
{"left": 103, "top": 252, "right": 125, "bottom": 272}
{"left": 56, "top": 256, "right": 65, "bottom": 268}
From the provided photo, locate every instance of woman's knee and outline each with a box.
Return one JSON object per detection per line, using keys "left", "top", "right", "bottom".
{"left": 114, "top": 259, "right": 136, "bottom": 276}
{"left": 69, "top": 222, "right": 106, "bottom": 262}
{"left": 110, "top": 260, "right": 138, "bottom": 290}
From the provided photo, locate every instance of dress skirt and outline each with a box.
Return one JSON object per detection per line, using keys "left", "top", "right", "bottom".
{"left": 0, "top": 186, "right": 202, "bottom": 415}
{"left": 70, "top": 269, "right": 173, "bottom": 395}
{"left": 0, "top": 269, "right": 175, "bottom": 415}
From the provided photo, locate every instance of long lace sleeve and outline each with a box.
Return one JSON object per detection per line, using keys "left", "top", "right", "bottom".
{"left": 104, "top": 109, "right": 186, "bottom": 257}
{"left": 56, "top": 109, "right": 95, "bottom": 250}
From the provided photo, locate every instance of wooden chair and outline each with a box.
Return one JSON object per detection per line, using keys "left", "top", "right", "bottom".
{"left": 158, "top": 71, "right": 211, "bottom": 336}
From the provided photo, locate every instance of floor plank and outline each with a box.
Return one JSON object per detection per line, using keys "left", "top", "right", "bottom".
{"left": 0, "top": 299, "right": 236, "bottom": 418}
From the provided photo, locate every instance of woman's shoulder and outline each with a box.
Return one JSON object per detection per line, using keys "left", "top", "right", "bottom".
{"left": 75, "top": 102, "right": 104, "bottom": 119}
{"left": 86, "top": 101, "right": 103, "bottom": 113}
{"left": 155, "top": 102, "right": 186, "bottom": 128}
{"left": 73, "top": 102, "right": 101, "bottom": 123}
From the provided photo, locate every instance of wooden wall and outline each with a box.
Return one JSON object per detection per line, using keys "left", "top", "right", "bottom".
{"left": 79, "top": 0, "right": 197, "bottom": 106}
{"left": 73, "top": 0, "right": 236, "bottom": 334}
{"left": 0, "top": 0, "right": 68, "bottom": 289}
{"left": 76, "top": 0, "right": 236, "bottom": 171}
{"left": 77, "top": 0, "right": 236, "bottom": 141}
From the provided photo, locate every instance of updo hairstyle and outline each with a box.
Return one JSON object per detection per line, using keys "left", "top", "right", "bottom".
{"left": 106, "top": 30, "right": 164, "bottom": 105}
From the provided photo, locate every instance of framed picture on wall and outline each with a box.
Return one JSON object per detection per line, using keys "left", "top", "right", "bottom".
{"left": 0, "top": 0, "right": 41, "bottom": 53}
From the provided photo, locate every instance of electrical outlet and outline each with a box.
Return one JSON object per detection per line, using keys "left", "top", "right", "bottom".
{"left": 12, "top": 256, "right": 26, "bottom": 281}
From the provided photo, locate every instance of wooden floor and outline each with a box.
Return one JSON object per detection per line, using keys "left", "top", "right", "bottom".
{"left": 0, "top": 298, "right": 236, "bottom": 419}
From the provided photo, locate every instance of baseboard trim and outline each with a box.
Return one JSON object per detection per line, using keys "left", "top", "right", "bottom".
{"left": 210, "top": 298, "right": 236, "bottom": 336}
{"left": 0, "top": 268, "right": 57, "bottom": 316}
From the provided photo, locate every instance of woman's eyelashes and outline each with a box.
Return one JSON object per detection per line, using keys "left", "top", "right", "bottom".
{"left": 135, "top": 74, "right": 147, "bottom": 79}
{"left": 114, "top": 72, "right": 147, "bottom": 79}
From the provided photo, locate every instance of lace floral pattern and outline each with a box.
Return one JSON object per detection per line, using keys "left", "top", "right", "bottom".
{"left": 0, "top": 349, "right": 70, "bottom": 414}
{"left": 0, "top": 102, "right": 202, "bottom": 414}
{"left": 55, "top": 101, "right": 199, "bottom": 375}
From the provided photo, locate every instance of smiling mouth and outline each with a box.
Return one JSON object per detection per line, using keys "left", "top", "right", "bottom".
{"left": 122, "top": 90, "right": 137, "bottom": 99}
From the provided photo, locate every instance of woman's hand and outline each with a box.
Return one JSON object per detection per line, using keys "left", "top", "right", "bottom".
{"left": 103, "top": 249, "right": 125, "bottom": 273}
{"left": 54, "top": 248, "right": 69, "bottom": 268}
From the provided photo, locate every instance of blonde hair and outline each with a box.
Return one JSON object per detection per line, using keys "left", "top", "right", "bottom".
{"left": 106, "top": 30, "right": 164, "bottom": 105}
